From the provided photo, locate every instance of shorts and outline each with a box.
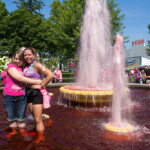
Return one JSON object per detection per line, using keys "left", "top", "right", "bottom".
{"left": 25, "top": 88, "right": 43, "bottom": 105}
{"left": 3, "top": 94, "right": 27, "bottom": 121}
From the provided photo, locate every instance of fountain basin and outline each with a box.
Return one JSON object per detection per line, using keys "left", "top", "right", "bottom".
{"left": 60, "top": 85, "right": 113, "bottom": 104}
{"left": 104, "top": 122, "right": 134, "bottom": 133}
{"left": 0, "top": 88, "right": 150, "bottom": 149}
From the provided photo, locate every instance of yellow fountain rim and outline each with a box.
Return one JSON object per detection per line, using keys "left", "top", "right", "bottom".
{"left": 60, "top": 86, "right": 113, "bottom": 96}
{"left": 105, "top": 122, "right": 134, "bottom": 133}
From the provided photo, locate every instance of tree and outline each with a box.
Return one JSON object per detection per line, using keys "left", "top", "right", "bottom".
{"left": 107, "top": 0, "right": 129, "bottom": 44}
{"left": 146, "top": 24, "right": 150, "bottom": 55}
{"left": 0, "top": 0, "right": 8, "bottom": 20}
{"left": 48, "top": 0, "right": 127, "bottom": 64}
{"left": 0, "top": 0, "right": 9, "bottom": 45}
{"left": 0, "top": 8, "right": 48, "bottom": 56}
{"left": 0, "top": 0, "right": 127, "bottom": 62}
{"left": 12, "top": 0, "right": 45, "bottom": 16}
{"left": 48, "top": 0, "right": 84, "bottom": 66}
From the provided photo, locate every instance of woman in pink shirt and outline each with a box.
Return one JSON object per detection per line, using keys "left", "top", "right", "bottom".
{"left": 3, "top": 49, "right": 42, "bottom": 138}
{"left": 54, "top": 67, "right": 62, "bottom": 83}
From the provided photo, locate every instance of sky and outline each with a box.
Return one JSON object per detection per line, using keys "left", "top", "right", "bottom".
{"left": 1, "top": 0, "right": 150, "bottom": 50}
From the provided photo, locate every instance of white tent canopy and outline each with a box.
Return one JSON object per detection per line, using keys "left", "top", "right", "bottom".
{"left": 125, "top": 56, "right": 150, "bottom": 69}
{"left": 141, "top": 57, "right": 150, "bottom": 66}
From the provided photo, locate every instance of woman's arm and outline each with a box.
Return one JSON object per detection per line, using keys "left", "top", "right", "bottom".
{"left": 146, "top": 75, "right": 150, "bottom": 78}
{"left": 144, "top": 73, "right": 147, "bottom": 78}
{"left": 8, "top": 67, "right": 42, "bottom": 85}
{"left": 34, "top": 62, "right": 54, "bottom": 87}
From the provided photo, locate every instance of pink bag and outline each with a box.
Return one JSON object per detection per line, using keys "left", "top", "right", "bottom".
{"left": 40, "top": 88, "right": 51, "bottom": 109}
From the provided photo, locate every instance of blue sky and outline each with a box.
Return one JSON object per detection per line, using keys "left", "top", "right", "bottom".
{"left": 115, "top": 0, "right": 150, "bottom": 49}
{"left": 1, "top": 0, "right": 150, "bottom": 50}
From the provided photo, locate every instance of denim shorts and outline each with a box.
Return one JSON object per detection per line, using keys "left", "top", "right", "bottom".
{"left": 3, "top": 94, "right": 27, "bottom": 121}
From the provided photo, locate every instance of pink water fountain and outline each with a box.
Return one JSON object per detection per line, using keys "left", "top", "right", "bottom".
{"left": 60, "top": 0, "right": 134, "bottom": 133}
{"left": 60, "top": 0, "right": 113, "bottom": 106}
{"left": 104, "top": 34, "right": 134, "bottom": 133}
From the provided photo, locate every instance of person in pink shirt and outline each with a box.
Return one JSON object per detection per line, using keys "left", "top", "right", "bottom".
{"left": 54, "top": 67, "right": 62, "bottom": 83}
{"left": 3, "top": 48, "right": 42, "bottom": 138}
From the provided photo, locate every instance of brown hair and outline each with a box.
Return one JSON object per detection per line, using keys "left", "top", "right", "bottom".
{"left": 12, "top": 49, "right": 25, "bottom": 69}
{"left": 24, "top": 47, "right": 36, "bottom": 56}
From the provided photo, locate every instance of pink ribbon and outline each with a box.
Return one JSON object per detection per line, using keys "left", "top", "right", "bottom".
{"left": 40, "top": 88, "right": 51, "bottom": 109}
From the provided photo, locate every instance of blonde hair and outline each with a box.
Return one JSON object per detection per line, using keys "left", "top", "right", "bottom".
{"left": 12, "top": 49, "right": 25, "bottom": 69}
{"left": 19, "top": 47, "right": 26, "bottom": 51}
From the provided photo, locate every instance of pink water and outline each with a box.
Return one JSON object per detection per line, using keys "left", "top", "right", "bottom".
{"left": 0, "top": 88, "right": 150, "bottom": 149}
{"left": 111, "top": 34, "right": 130, "bottom": 126}
{"left": 76, "top": 0, "right": 113, "bottom": 89}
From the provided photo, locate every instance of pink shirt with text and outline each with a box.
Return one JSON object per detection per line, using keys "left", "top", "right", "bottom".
{"left": 4, "top": 64, "right": 24, "bottom": 96}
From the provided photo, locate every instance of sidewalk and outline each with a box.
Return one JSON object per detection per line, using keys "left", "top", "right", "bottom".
{"left": 0, "top": 83, "right": 150, "bottom": 92}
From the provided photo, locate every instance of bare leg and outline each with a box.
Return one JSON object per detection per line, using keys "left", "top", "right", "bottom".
{"left": 32, "top": 104, "right": 45, "bottom": 143}
{"left": 28, "top": 103, "right": 33, "bottom": 114}
{"left": 7, "top": 121, "right": 17, "bottom": 138}
{"left": 18, "top": 121, "right": 28, "bottom": 136}
{"left": 33, "top": 104, "right": 44, "bottom": 132}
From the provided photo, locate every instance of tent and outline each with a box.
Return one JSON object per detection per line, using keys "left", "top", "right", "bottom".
{"left": 125, "top": 56, "right": 150, "bottom": 69}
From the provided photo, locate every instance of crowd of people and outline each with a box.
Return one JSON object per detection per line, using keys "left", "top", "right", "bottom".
{"left": 128, "top": 67, "right": 149, "bottom": 84}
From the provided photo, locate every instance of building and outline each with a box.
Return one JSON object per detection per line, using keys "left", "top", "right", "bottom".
{"left": 125, "top": 39, "right": 150, "bottom": 69}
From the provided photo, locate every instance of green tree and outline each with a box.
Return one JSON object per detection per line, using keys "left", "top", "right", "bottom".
{"left": 48, "top": 0, "right": 84, "bottom": 66}
{"left": 0, "top": 8, "right": 48, "bottom": 56}
{"left": 12, "top": 0, "right": 45, "bottom": 16}
{"left": 0, "top": 0, "right": 8, "bottom": 20}
{"left": 107, "top": 0, "right": 129, "bottom": 44}
{"left": 0, "top": 0, "right": 9, "bottom": 45}
{"left": 48, "top": 0, "right": 127, "bottom": 64}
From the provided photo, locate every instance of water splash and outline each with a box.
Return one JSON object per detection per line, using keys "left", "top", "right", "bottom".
{"left": 77, "top": 0, "right": 113, "bottom": 89}
{"left": 111, "top": 34, "right": 127, "bottom": 126}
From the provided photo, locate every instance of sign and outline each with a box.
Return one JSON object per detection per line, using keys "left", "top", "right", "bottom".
{"left": 132, "top": 39, "right": 144, "bottom": 46}
{"left": 125, "top": 57, "right": 141, "bottom": 69}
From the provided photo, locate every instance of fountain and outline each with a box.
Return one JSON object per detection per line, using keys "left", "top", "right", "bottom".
{"left": 104, "top": 34, "right": 134, "bottom": 133}
{"left": 59, "top": 0, "right": 135, "bottom": 135}
{"left": 60, "top": 0, "right": 113, "bottom": 106}
{"left": 0, "top": 0, "right": 149, "bottom": 148}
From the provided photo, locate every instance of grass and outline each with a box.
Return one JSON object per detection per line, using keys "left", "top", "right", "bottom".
{"left": 62, "top": 72, "right": 76, "bottom": 82}
{"left": 62, "top": 72, "right": 74, "bottom": 75}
